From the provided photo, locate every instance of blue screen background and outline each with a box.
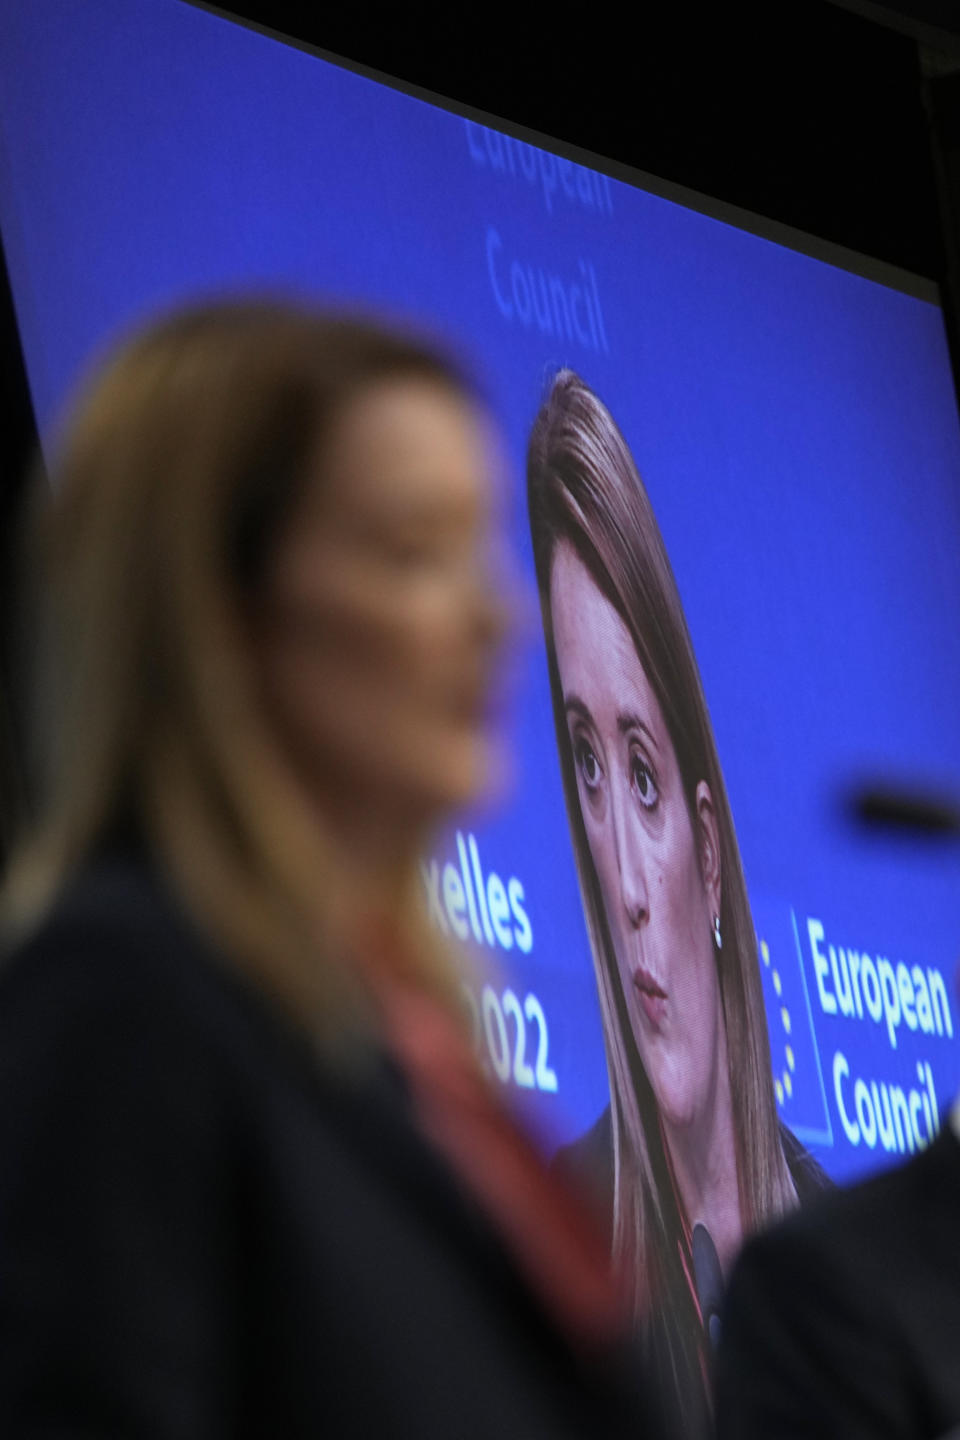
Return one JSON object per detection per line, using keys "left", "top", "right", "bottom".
{"left": 2, "top": 0, "right": 960, "bottom": 1181}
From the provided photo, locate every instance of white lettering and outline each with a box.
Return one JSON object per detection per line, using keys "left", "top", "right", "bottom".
{"left": 854, "top": 1078, "right": 877, "bottom": 1146}
{"left": 509, "top": 878, "right": 533, "bottom": 953}
{"left": 442, "top": 862, "right": 469, "bottom": 941}
{"left": 485, "top": 227, "right": 608, "bottom": 353}
{"left": 929, "top": 968, "right": 953, "bottom": 1037}
{"left": 834, "top": 1051, "right": 859, "bottom": 1143}
{"left": 877, "top": 957, "right": 901, "bottom": 1049}
{"left": 913, "top": 965, "right": 934, "bottom": 1032}
{"left": 465, "top": 119, "right": 487, "bottom": 164}
{"left": 486, "top": 872, "right": 513, "bottom": 950}
{"left": 809, "top": 918, "right": 836, "bottom": 1014}
{"left": 466, "top": 120, "right": 613, "bottom": 216}
{"left": 897, "top": 961, "right": 917, "bottom": 1030}
{"left": 833, "top": 1049, "right": 943, "bottom": 1155}
{"left": 860, "top": 954, "right": 882, "bottom": 1023}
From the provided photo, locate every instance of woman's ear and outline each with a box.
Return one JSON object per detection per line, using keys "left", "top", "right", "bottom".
{"left": 695, "top": 780, "right": 721, "bottom": 919}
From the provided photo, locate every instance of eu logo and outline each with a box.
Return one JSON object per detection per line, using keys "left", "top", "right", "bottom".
{"left": 752, "top": 897, "right": 833, "bottom": 1147}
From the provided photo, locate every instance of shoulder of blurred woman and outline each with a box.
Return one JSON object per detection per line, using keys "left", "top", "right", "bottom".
{"left": 0, "top": 845, "right": 290, "bottom": 1071}
{"left": 778, "top": 1119, "right": 833, "bottom": 1202}
{"left": 0, "top": 844, "right": 458, "bottom": 1327}
{"left": 0, "top": 843, "right": 403, "bottom": 1141}
{"left": 0, "top": 852, "right": 670, "bottom": 1440}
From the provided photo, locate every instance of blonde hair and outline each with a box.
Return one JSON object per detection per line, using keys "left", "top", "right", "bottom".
{"left": 527, "top": 370, "right": 795, "bottom": 1411}
{"left": 5, "top": 300, "right": 472, "bottom": 1043}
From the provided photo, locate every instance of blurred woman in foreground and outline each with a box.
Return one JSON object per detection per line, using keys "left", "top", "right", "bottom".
{"left": 0, "top": 303, "right": 662, "bottom": 1438}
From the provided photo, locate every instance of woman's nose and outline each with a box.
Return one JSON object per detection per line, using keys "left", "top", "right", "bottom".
{"left": 612, "top": 786, "right": 648, "bottom": 928}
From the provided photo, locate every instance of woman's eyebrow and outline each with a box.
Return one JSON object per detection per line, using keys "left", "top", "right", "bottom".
{"left": 563, "top": 693, "right": 592, "bottom": 723}
{"left": 617, "top": 710, "right": 660, "bottom": 755}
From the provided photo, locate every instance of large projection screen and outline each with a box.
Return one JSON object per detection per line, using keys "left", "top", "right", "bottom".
{"left": 2, "top": 0, "right": 960, "bottom": 1416}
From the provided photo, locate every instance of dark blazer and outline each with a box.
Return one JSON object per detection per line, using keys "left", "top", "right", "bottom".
{"left": 0, "top": 852, "right": 664, "bottom": 1439}
{"left": 714, "top": 1127, "right": 960, "bottom": 1440}
{"left": 552, "top": 1102, "right": 831, "bottom": 1440}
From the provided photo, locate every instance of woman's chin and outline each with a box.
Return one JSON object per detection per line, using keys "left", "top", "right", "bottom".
{"left": 392, "top": 733, "right": 510, "bottom": 828}
{"left": 647, "top": 1069, "right": 699, "bottom": 1134}
{"left": 439, "top": 728, "right": 511, "bottom": 812}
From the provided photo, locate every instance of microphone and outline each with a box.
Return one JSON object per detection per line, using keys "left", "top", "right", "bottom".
{"left": 848, "top": 781, "right": 960, "bottom": 838}
{"left": 691, "top": 1222, "right": 724, "bottom": 1349}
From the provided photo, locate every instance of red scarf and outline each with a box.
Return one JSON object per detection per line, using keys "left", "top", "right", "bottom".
{"left": 363, "top": 938, "right": 628, "bottom": 1355}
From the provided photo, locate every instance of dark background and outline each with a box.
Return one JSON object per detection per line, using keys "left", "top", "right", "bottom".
{"left": 3, "top": 0, "right": 960, "bottom": 856}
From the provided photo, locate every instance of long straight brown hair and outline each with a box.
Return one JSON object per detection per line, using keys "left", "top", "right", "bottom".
{"left": 4, "top": 299, "right": 473, "bottom": 1042}
{"left": 527, "top": 370, "right": 795, "bottom": 1414}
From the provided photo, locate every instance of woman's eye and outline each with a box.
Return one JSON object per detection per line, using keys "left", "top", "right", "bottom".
{"left": 631, "top": 754, "right": 659, "bottom": 809}
{"left": 574, "top": 737, "right": 602, "bottom": 790}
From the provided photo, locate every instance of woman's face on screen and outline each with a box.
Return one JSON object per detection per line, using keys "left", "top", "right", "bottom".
{"left": 550, "top": 541, "right": 724, "bottom": 1130}
{"left": 256, "top": 378, "right": 510, "bottom": 828}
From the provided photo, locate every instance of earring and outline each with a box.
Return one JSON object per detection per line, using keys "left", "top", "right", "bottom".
{"left": 712, "top": 913, "right": 723, "bottom": 951}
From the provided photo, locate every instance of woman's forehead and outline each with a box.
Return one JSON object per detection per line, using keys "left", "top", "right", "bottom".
{"left": 313, "top": 379, "right": 494, "bottom": 527}
{"left": 551, "top": 545, "right": 666, "bottom": 731}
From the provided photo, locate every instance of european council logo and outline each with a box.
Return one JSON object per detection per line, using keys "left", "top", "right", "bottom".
{"left": 751, "top": 896, "right": 833, "bottom": 1146}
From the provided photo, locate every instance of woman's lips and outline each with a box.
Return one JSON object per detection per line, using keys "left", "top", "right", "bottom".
{"left": 633, "top": 965, "right": 667, "bottom": 1029}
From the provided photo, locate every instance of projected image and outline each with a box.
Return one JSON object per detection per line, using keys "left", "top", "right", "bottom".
{"left": 527, "top": 372, "right": 829, "bottom": 1425}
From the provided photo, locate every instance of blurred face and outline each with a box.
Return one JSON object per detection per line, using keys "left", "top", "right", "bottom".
{"left": 257, "top": 378, "right": 509, "bottom": 829}
{"left": 550, "top": 542, "right": 724, "bottom": 1130}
